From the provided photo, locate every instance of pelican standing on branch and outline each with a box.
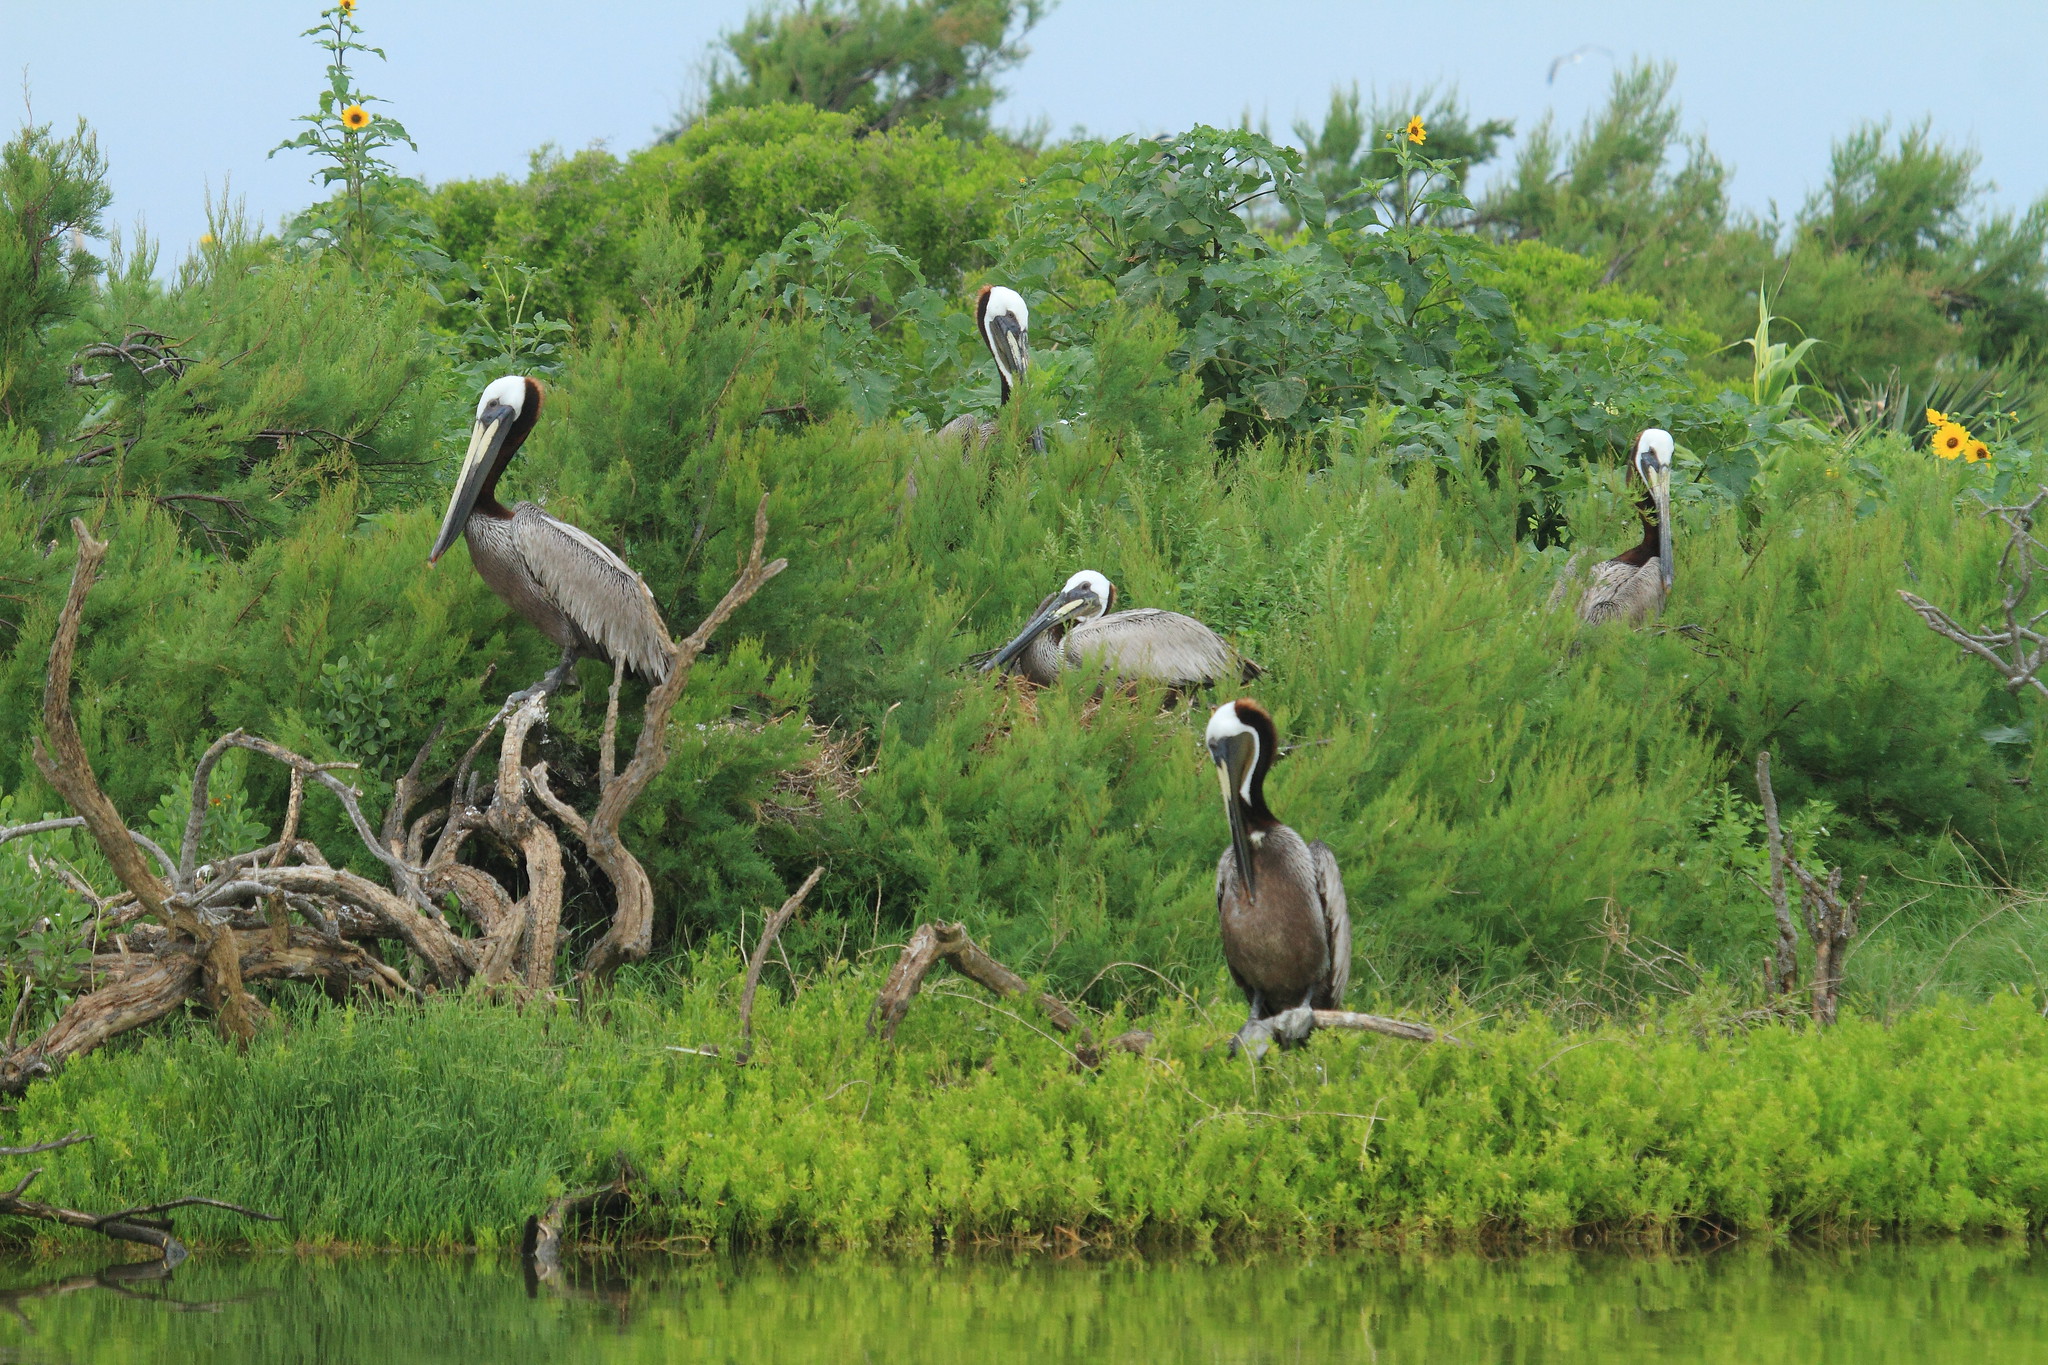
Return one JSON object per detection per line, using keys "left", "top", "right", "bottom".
{"left": 980, "top": 569, "right": 1252, "bottom": 698}
{"left": 1206, "top": 699, "right": 1351, "bottom": 1057}
{"left": 938, "top": 285, "right": 1029, "bottom": 446}
{"left": 1570, "top": 427, "right": 1675, "bottom": 626}
{"left": 429, "top": 375, "right": 675, "bottom": 696}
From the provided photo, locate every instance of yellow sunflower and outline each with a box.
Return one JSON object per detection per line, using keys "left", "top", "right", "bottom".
{"left": 1967, "top": 439, "right": 1992, "bottom": 463}
{"left": 1933, "top": 422, "right": 1970, "bottom": 459}
{"left": 339, "top": 0, "right": 356, "bottom": 12}
{"left": 1405, "top": 115, "right": 1427, "bottom": 145}
{"left": 341, "top": 104, "right": 370, "bottom": 131}
{"left": 1925, "top": 407, "right": 1949, "bottom": 426}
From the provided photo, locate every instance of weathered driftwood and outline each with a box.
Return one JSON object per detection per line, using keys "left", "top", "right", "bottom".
{"left": 868, "top": 921, "right": 1088, "bottom": 1041}
{"left": 0, "top": 1134, "right": 277, "bottom": 1266}
{"left": 1310, "top": 1010, "right": 1463, "bottom": 1045}
{"left": 868, "top": 921, "right": 1452, "bottom": 1057}
{"left": 0, "top": 504, "right": 786, "bottom": 1095}
{"left": 736, "top": 865, "right": 826, "bottom": 1065}
{"left": 1756, "top": 750, "right": 1867, "bottom": 1026}
{"left": 1899, "top": 485, "right": 2048, "bottom": 700}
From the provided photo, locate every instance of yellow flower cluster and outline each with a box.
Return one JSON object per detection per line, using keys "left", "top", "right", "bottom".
{"left": 1926, "top": 408, "right": 1991, "bottom": 463}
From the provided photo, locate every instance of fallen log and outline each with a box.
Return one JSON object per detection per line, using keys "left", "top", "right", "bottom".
{"left": 0, "top": 1136, "right": 278, "bottom": 1267}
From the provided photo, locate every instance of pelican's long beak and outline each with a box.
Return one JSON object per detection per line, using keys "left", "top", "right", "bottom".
{"left": 989, "top": 313, "right": 1028, "bottom": 389}
{"left": 1209, "top": 732, "right": 1257, "bottom": 895}
{"left": 1650, "top": 470, "right": 1673, "bottom": 592}
{"left": 979, "top": 584, "right": 1094, "bottom": 673}
{"left": 428, "top": 403, "right": 515, "bottom": 564}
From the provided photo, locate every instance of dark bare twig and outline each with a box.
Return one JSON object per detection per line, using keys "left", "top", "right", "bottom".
{"left": 0, "top": 1130, "right": 88, "bottom": 1157}
{"left": 1756, "top": 752, "right": 1800, "bottom": 1000}
{"left": 737, "top": 866, "right": 825, "bottom": 1064}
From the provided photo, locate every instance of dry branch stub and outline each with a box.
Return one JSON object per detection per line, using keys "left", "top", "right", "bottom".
{"left": 0, "top": 503, "right": 788, "bottom": 1095}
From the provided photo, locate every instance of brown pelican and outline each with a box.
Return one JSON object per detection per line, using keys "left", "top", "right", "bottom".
{"left": 429, "top": 375, "right": 675, "bottom": 695}
{"left": 1570, "top": 427, "right": 1674, "bottom": 626}
{"left": 937, "top": 285, "right": 1028, "bottom": 445}
{"left": 980, "top": 569, "right": 1251, "bottom": 696}
{"left": 1206, "top": 699, "right": 1351, "bottom": 1057}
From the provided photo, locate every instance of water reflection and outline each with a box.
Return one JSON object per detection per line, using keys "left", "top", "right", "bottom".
{"left": 1, "top": 1242, "right": 2043, "bottom": 1363}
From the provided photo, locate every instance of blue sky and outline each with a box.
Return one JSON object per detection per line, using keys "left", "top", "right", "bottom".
{"left": 8, "top": 1, "right": 2046, "bottom": 261}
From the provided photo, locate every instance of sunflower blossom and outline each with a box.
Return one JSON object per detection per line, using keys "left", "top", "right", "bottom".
{"left": 1925, "top": 407, "right": 1949, "bottom": 426}
{"left": 1405, "top": 115, "right": 1427, "bottom": 145}
{"left": 341, "top": 104, "right": 370, "bottom": 131}
{"left": 1933, "top": 422, "right": 1970, "bottom": 459}
{"left": 1967, "top": 439, "right": 1992, "bottom": 463}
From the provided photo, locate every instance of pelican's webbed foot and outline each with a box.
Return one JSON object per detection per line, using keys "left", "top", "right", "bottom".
{"left": 1227, "top": 1003, "right": 1316, "bottom": 1061}
{"left": 506, "top": 650, "right": 583, "bottom": 706}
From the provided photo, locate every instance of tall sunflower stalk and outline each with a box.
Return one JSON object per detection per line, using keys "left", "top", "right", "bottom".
{"left": 270, "top": 1, "right": 420, "bottom": 271}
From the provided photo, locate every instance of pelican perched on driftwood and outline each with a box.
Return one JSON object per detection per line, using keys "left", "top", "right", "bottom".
{"left": 1206, "top": 699, "right": 1351, "bottom": 1057}
{"left": 980, "top": 569, "right": 1250, "bottom": 696}
{"left": 1562, "top": 427, "right": 1675, "bottom": 626}
{"left": 429, "top": 375, "right": 675, "bottom": 695}
{"left": 937, "top": 285, "right": 1029, "bottom": 446}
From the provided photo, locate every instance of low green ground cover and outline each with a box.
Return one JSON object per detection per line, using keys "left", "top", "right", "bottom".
{"left": 8, "top": 975, "right": 2045, "bottom": 1253}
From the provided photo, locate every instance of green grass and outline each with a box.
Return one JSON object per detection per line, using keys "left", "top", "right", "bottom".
{"left": 7, "top": 967, "right": 2048, "bottom": 1255}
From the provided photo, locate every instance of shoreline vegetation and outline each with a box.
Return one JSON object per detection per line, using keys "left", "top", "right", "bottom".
{"left": 6, "top": 978, "right": 2047, "bottom": 1255}
{"left": 8, "top": 2, "right": 2048, "bottom": 1265}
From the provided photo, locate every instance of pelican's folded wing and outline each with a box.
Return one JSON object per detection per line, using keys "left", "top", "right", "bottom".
{"left": 1310, "top": 839, "right": 1351, "bottom": 1010}
{"left": 510, "top": 505, "right": 675, "bottom": 682}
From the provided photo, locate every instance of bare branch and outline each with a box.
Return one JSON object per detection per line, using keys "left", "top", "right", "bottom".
{"left": 1756, "top": 752, "right": 1800, "bottom": 1000}
{"left": 580, "top": 496, "right": 788, "bottom": 984}
{"left": 0, "top": 1130, "right": 89, "bottom": 1158}
{"left": 30, "top": 521, "right": 181, "bottom": 932}
{"left": 737, "top": 866, "right": 825, "bottom": 1064}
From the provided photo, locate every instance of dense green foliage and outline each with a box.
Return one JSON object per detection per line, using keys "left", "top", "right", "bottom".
{"left": 4, "top": 4, "right": 2048, "bottom": 1054}
{"left": 10, "top": 980, "right": 2048, "bottom": 1251}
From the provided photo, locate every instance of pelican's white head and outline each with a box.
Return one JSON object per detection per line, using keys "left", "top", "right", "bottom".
{"left": 1633, "top": 427, "right": 1675, "bottom": 590}
{"left": 978, "top": 285, "right": 1030, "bottom": 400}
{"left": 477, "top": 373, "right": 530, "bottom": 420}
{"left": 1633, "top": 428, "right": 1673, "bottom": 484}
{"left": 1060, "top": 568, "right": 1114, "bottom": 620}
{"left": 1205, "top": 700, "right": 1260, "bottom": 805}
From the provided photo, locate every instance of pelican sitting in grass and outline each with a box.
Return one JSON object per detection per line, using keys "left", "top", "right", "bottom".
{"left": 980, "top": 569, "right": 1251, "bottom": 698}
{"left": 1565, "top": 427, "right": 1675, "bottom": 626}
{"left": 1205, "top": 698, "right": 1351, "bottom": 1057}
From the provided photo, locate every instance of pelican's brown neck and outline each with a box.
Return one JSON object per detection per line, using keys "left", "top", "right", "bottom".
{"left": 477, "top": 377, "right": 543, "bottom": 518}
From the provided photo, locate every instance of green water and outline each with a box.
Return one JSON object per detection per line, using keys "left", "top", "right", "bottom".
{"left": 2, "top": 1244, "right": 2044, "bottom": 1362}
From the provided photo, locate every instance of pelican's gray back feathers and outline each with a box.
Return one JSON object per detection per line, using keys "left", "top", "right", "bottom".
{"left": 1065, "top": 608, "right": 1234, "bottom": 689}
{"left": 1573, "top": 557, "right": 1667, "bottom": 627}
{"left": 466, "top": 503, "right": 675, "bottom": 682}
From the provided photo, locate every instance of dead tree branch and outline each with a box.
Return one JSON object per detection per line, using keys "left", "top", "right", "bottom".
{"left": 31, "top": 521, "right": 180, "bottom": 933}
{"left": 1899, "top": 486, "right": 2048, "bottom": 698}
{"left": 579, "top": 495, "right": 788, "bottom": 984}
{"left": 737, "top": 865, "right": 825, "bottom": 1063}
{"left": 1755, "top": 750, "right": 1867, "bottom": 1025}
{"left": 0, "top": 1148, "right": 277, "bottom": 1267}
{"left": 1757, "top": 752, "right": 1801, "bottom": 1000}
